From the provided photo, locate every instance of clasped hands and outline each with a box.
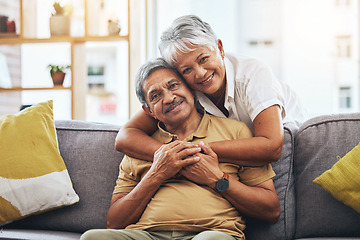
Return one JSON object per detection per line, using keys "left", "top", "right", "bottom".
{"left": 149, "top": 140, "right": 224, "bottom": 189}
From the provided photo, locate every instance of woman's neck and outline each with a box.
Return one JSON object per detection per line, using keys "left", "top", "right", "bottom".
{"left": 207, "top": 79, "right": 229, "bottom": 117}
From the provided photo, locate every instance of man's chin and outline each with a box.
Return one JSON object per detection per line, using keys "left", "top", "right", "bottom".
{"left": 161, "top": 110, "right": 191, "bottom": 125}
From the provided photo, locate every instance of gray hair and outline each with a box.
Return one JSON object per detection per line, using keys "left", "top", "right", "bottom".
{"left": 159, "top": 15, "right": 218, "bottom": 67}
{"left": 136, "top": 58, "right": 180, "bottom": 107}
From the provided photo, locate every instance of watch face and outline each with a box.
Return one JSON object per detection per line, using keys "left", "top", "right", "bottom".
{"left": 216, "top": 179, "right": 229, "bottom": 192}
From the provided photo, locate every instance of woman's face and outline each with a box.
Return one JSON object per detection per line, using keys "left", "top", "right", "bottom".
{"left": 174, "top": 40, "right": 226, "bottom": 98}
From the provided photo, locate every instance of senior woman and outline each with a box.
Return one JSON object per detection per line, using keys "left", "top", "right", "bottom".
{"left": 115, "top": 15, "right": 306, "bottom": 166}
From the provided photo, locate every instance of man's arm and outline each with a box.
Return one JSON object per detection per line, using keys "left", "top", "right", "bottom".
{"left": 221, "top": 178, "right": 280, "bottom": 224}
{"left": 181, "top": 142, "right": 280, "bottom": 224}
{"left": 106, "top": 172, "right": 163, "bottom": 229}
{"left": 107, "top": 141, "right": 201, "bottom": 229}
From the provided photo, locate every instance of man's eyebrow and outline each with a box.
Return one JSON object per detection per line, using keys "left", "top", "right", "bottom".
{"left": 148, "top": 88, "right": 160, "bottom": 97}
{"left": 167, "top": 78, "right": 180, "bottom": 85}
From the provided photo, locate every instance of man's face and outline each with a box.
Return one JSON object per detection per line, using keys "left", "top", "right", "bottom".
{"left": 142, "top": 68, "right": 195, "bottom": 127}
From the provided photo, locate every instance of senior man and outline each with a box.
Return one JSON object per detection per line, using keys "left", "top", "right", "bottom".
{"left": 81, "top": 58, "right": 280, "bottom": 240}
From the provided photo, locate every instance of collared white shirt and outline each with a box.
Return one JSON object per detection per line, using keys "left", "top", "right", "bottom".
{"left": 196, "top": 53, "right": 306, "bottom": 133}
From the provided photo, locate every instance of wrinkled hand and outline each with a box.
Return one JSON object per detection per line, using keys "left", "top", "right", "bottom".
{"left": 180, "top": 141, "right": 223, "bottom": 188}
{"left": 149, "top": 140, "right": 201, "bottom": 182}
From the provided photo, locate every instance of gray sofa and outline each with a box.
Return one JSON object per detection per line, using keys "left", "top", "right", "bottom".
{"left": 1, "top": 114, "right": 360, "bottom": 240}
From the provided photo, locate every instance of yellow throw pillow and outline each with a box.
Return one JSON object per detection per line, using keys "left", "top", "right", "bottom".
{"left": 313, "top": 142, "right": 360, "bottom": 214}
{"left": 0, "top": 100, "right": 79, "bottom": 225}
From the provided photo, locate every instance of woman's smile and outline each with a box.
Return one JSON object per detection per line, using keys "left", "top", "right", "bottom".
{"left": 197, "top": 72, "right": 215, "bottom": 86}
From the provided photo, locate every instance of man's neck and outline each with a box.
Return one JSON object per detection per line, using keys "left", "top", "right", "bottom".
{"left": 164, "top": 110, "right": 202, "bottom": 140}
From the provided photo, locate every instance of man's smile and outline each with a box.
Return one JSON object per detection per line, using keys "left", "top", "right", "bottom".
{"left": 163, "top": 98, "right": 185, "bottom": 113}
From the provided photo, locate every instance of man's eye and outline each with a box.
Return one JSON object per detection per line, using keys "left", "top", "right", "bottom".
{"left": 169, "top": 83, "right": 178, "bottom": 89}
{"left": 150, "top": 94, "right": 159, "bottom": 101}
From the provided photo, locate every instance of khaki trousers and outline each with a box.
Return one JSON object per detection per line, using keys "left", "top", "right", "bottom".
{"left": 80, "top": 229, "right": 242, "bottom": 240}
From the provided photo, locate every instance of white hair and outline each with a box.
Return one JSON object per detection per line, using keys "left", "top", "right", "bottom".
{"left": 158, "top": 15, "right": 218, "bottom": 66}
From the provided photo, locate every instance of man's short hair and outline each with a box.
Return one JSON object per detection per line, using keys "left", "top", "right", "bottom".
{"left": 135, "top": 58, "right": 181, "bottom": 107}
{"left": 158, "top": 15, "right": 218, "bottom": 67}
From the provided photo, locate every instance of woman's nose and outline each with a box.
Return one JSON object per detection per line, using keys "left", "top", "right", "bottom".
{"left": 194, "top": 66, "right": 206, "bottom": 79}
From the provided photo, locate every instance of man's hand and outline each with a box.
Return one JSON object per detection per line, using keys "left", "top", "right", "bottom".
{"left": 180, "top": 141, "right": 223, "bottom": 189}
{"left": 149, "top": 140, "right": 201, "bottom": 182}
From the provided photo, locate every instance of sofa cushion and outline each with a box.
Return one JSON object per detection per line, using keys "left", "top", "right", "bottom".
{"left": 0, "top": 101, "right": 79, "bottom": 226}
{"left": 3, "top": 120, "right": 124, "bottom": 233}
{"left": 0, "top": 229, "right": 81, "bottom": 240}
{"left": 294, "top": 113, "right": 360, "bottom": 238}
{"left": 245, "top": 122, "right": 298, "bottom": 240}
{"left": 314, "top": 141, "right": 360, "bottom": 214}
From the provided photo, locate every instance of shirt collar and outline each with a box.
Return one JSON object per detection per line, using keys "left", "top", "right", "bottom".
{"left": 224, "top": 56, "right": 235, "bottom": 101}
{"left": 156, "top": 110, "right": 209, "bottom": 143}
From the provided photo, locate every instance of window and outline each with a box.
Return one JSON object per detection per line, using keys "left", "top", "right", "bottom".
{"left": 339, "top": 86, "right": 352, "bottom": 109}
{"left": 336, "top": 36, "right": 351, "bottom": 58}
{"left": 335, "top": 0, "right": 351, "bottom": 7}
{"left": 248, "top": 40, "right": 273, "bottom": 47}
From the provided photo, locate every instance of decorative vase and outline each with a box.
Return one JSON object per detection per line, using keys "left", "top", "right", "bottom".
{"left": 51, "top": 71, "right": 66, "bottom": 86}
{"left": 49, "top": 15, "right": 71, "bottom": 36}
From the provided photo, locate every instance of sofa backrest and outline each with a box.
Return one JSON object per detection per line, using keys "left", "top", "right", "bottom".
{"left": 245, "top": 122, "right": 298, "bottom": 240}
{"left": 294, "top": 113, "right": 360, "bottom": 238}
{"left": 6, "top": 120, "right": 124, "bottom": 233}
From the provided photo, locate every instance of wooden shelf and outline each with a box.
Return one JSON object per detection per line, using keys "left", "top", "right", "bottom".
{"left": 0, "top": 86, "right": 72, "bottom": 91}
{"left": 0, "top": 33, "right": 19, "bottom": 38}
{"left": 0, "top": 35, "right": 129, "bottom": 44}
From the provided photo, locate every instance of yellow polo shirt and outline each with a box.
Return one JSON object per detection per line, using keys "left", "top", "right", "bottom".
{"left": 113, "top": 112, "right": 275, "bottom": 238}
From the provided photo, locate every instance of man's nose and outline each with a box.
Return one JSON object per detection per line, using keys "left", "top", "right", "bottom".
{"left": 163, "top": 90, "right": 175, "bottom": 103}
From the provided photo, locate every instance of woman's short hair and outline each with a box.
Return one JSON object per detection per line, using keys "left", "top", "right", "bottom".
{"left": 159, "top": 15, "right": 218, "bottom": 66}
{"left": 135, "top": 58, "right": 179, "bottom": 107}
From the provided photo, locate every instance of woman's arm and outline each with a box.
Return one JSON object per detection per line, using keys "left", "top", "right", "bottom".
{"left": 115, "top": 110, "right": 161, "bottom": 161}
{"left": 116, "top": 106, "right": 283, "bottom": 165}
{"left": 209, "top": 105, "right": 284, "bottom": 166}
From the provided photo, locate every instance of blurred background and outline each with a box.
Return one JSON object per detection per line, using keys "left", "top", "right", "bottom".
{"left": 0, "top": 0, "right": 359, "bottom": 125}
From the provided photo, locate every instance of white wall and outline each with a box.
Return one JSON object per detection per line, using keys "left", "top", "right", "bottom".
{"left": 146, "top": 0, "right": 359, "bottom": 119}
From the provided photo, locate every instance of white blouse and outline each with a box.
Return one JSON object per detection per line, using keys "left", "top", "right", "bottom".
{"left": 196, "top": 53, "right": 306, "bottom": 133}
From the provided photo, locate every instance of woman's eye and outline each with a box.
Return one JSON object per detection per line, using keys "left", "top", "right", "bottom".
{"left": 182, "top": 68, "right": 191, "bottom": 75}
{"left": 199, "top": 56, "right": 208, "bottom": 63}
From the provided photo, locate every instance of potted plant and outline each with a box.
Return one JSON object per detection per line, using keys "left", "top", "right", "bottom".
{"left": 49, "top": 2, "right": 73, "bottom": 36}
{"left": 48, "top": 64, "right": 69, "bottom": 86}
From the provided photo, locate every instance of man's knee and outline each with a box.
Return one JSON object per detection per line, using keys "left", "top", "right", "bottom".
{"left": 192, "top": 230, "right": 237, "bottom": 240}
{"left": 80, "top": 229, "right": 108, "bottom": 240}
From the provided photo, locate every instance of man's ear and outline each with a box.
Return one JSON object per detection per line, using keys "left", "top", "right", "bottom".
{"left": 142, "top": 105, "right": 156, "bottom": 119}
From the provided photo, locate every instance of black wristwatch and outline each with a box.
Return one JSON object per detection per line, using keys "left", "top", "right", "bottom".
{"left": 215, "top": 172, "right": 229, "bottom": 193}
